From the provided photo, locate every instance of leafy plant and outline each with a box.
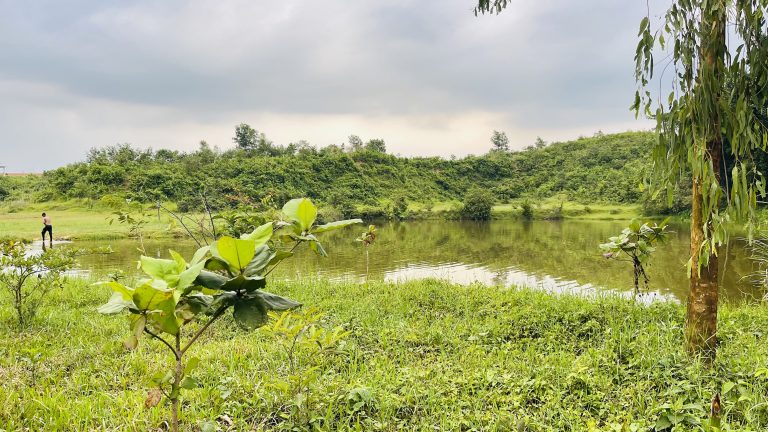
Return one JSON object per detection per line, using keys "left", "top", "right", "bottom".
{"left": 520, "top": 200, "right": 534, "bottom": 220}
{"left": 356, "top": 225, "right": 377, "bottom": 281}
{"left": 261, "top": 307, "right": 351, "bottom": 425}
{"left": 0, "top": 241, "right": 80, "bottom": 326}
{"left": 108, "top": 200, "right": 151, "bottom": 254}
{"left": 97, "top": 198, "right": 361, "bottom": 432}
{"left": 600, "top": 220, "right": 669, "bottom": 294}
{"left": 461, "top": 188, "right": 494, "bottom": 221}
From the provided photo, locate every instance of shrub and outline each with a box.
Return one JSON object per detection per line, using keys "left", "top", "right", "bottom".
{"left": 0, "top": 241, "right": 79, "bottom": 326}
{"left": 461, "top": 188, "right": 494, "bottom": 220}
{"left": 520, "top": 200, "right": 534, "bottom": 220}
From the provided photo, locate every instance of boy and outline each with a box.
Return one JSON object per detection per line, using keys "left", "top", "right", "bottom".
{"left": 41, "top": 212, "right": 53, "bottom": 245}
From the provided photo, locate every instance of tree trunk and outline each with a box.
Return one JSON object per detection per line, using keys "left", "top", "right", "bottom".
{"left": 686, "top": 177, "right": 719, "bottom": 359}
{"left": 685, "top": 2, "right": 725, "bottom": 360}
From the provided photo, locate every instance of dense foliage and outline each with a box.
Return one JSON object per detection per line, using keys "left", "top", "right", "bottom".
{"left": 4, "top": 132, "right": 655, "bottom": 212}
{"left": 461, "top": 188, "right": 494, "bottom": 220}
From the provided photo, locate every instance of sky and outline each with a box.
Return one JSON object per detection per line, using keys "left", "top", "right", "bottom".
{"left": 0, "top": 0, "right": 663, "bottom": 172}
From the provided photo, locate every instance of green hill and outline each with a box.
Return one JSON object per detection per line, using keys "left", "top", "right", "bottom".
{"left": 1, "top": 131, "right": 655, "bottom": 215}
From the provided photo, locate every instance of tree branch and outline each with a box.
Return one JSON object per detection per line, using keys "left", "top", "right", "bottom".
{"left": 180, "top": 305, "right": 228, "bottom": 355}
{"left": 144, "top": 327, "right": 178, "bottom": 357}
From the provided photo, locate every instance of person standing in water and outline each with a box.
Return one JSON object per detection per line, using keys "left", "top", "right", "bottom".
{"left": 41, "top": 212, "right": 53, "bottom": 245}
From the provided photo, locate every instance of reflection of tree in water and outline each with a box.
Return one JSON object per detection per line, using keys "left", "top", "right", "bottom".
{"left": 70, "top": 220, "right": 761, "bottom": 301}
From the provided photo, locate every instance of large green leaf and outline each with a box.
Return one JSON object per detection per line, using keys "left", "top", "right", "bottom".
{"left": 220, "top": 274, "right": 266, "bottom": 293}
{"left": 195, "top": 270, "right": 228, "bottom": 290}
{"left": 255, "top": 290, "right": 301, "bottom": 311}
{"left": 312, "top": 219, "right": 363, "bottom": 233}
{"left": 240, "top": 222, "right": 274, "bottom": 247}
{"left": 176, "top": 260, "right": 205, "bottom": 291}
{"left": 148, "top": 295, "right": 181, "bottom": 335}
{"left": 212, "top": 236, "right": 256, "bottom": 273}
{"left": 98, "top": 292, "right": 134, "bottom": 314}
{"left": 132, "top": 282, "right": 175, "bottom": 311}
{"left": 190, "top": 246, "right": 211, "bottom": 265}
{"left": 139, "top": 256, "right": 181, "bottom": 285}
{"left": 232, "top": 297, "right": 269, "bottom": 329}
{"left": 282, "top": 198, "right": 317, "bottom": 233}
{"left": 243, "top": 245, "right": 272, "bottom": 277}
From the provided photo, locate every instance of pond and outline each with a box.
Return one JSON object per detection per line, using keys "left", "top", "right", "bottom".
{"left": 46, "top": 220, "right": 766, "bottom": 302}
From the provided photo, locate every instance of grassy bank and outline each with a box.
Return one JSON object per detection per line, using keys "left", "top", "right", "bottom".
{"left": 0, "top": 199, "right": 645, "bottom": 243}
{"left": 2, "top": 278, "right": 768, "bottom": 431}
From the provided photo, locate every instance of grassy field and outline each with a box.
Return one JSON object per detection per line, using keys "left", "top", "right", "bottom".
{"left": 0, "top": 201, "right": 193, "bottom": 242}
{"left": 2, "top": 278, "right": 768, "bottom": 431}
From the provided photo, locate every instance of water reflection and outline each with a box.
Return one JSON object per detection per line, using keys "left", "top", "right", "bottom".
{"left": 52, "top": 220, "right": 765, "bottom": 302}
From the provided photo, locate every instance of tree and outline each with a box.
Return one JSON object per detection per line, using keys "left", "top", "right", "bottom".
{"left": 365, "top": 138, "right": 387, "bottom": 153}
{"left": 534, "top": 137, "right": 547, "bottom": 149}
{"left": 491, "top": 130, "right": 509, "bottom": 152}
{"left": 634, "top": 1, "right": 768, "bottom": 359}
{"left": 233, "top": 123, "right": 258, "bottom": 151}
{"left": 475, "top": 0, "right": 768, "bottom": 360}
{"left": 348, "top": 135, "right": 364, "bottom": 152}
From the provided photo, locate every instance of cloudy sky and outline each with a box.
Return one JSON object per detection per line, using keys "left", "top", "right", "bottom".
{"left": 0, "top": 0, "right": 663, "bottom": 172}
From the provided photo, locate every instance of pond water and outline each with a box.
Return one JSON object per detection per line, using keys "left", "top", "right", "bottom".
{"left": 44, "top": 220, "right": 765, "bottom": 302}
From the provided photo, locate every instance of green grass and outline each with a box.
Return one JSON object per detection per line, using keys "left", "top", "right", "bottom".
{"left": 0, "top": 201, "right": 194, "bottom": 242}
{"left": 2, "top": 278, "right": 768, "bottom": 431}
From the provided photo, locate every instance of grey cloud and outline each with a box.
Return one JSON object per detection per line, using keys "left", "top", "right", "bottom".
{"left": 0, "top": 0, "right": 664, "bottom": 171}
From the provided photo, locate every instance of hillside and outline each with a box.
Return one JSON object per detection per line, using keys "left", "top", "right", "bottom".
{"left": 1, "top": 131, "right": 654, "bottom": 213}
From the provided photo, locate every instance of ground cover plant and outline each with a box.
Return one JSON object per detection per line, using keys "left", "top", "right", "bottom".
{"left": 3, "top": 277, "right": 768, "bottom": 430}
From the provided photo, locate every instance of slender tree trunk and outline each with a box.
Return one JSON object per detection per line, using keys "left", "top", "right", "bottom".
{"left": 685, "top": 2, "right": 725, "bottom": 360}
{"left": 686, "top": 177, "right": 719, "bottom": 358}
{"left": 172, "top": 333, "right": 182, "bottom": 432}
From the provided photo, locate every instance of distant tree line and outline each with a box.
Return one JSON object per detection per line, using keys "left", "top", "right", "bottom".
{"left": 3, "top": 128, "right": 670, "bottom": 215}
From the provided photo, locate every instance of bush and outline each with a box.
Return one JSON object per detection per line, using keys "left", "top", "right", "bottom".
{"left": 461, "top": 188, "right": 494, "bottom": 220}
{"left": 521, "top": 200, "right": 534, "bottom": 220}
{"left": 0, "top": 241, "right": 79, "bottom": 326}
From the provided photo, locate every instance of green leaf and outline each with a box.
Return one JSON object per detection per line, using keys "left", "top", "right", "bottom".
{"left": 98, "top": 292, "right": 134, "bottom": 314}
{"left": 179, "top": 376, "right": 199, "bottom": 390}
{"left": 169, "top": 250, "right": 187, "bottom": 272}
{"left": 255, "top": 290, "right": 301, "bottom": 311}
{"left": 133, "top": 282, "right": 175, "bottom": 311}
{"left": 243, "top": 245, "right": 272, "bottom": 277}
{"left": 176, "top": 260, "right": 205, "bottom": 291}
{"left": 233, "top": 297, "right": 269, "bottom": 329}
{"left": 195, "top": 270, "right": 229, "bottom": 290}
{"left": 308, "top": 239, "right": 327, "bottom": 257}
{"left": 312, "top": 219, "right": 363, "bottom": 233}
{"left": 148, "top": 295, "right": 181, "bottom": 335}
{"left": 282, "top": 198, "right": 318, "bottom": 233}
{"left": 220, "top": 274, "right": 266, "bottom": 293}
{"left": 140, "top": 256, "right": 181, "bottom": 286}
{"left": 212, "top": 236, "right": 256, "bottom": 273}
{"left": 190, "top": 246, "right": 210, "bottom": 265}
{"left": 240, "top": 222, "right": 274, "bottom": 247}
{"left": 184, "top": 357, "right": 200, "bottom": 375}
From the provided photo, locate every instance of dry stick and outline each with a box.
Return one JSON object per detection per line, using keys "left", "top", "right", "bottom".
{"left": 157, "top": 204, "right": 203, "bottom": 248}
{"left": 201, "top": 193, "right": 217, "bottom": 239}
{"left": 263, "top": 241, "right": 303, "bottom": 277}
